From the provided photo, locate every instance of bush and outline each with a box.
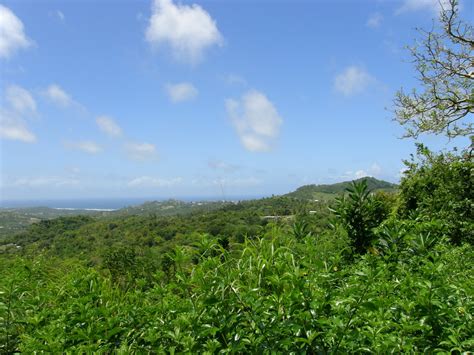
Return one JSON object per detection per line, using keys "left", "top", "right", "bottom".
{"left": 331, "top": 180, "right": 392, "bottom": 254}
{"left": 397, "top": 144, "right": 473, "bottom": 244}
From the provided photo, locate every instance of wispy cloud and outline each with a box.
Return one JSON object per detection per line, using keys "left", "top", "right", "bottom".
{"left": 0, "top": 85, "right": 36, "bottom": 143}
{"left": 366, "top": 12, "right": 383, "bottom": 28}
{"left": 128, "top": 176, "right": 183, "bottom": 187}
{"left": 212, "top": 177, "right": 262, "bottom": 187}
{"left": 96, "top": 115, "right": 122, "bottom": 138}
{"left": 225, "top": 74, "right": 247, "bottom": 86}
{"left": 11, "top": 176, "right": 79, "bottom": 187}
{"left": 208, "top": 159, "right": 240, "bottom": 173}
{"left": 43, "top": 84, "right": 74, "bottom": 108}
{"left": 64, "top": 140, "right": 103, "bottom": 154}
{"left": 334, "top": 65, "right": 376, "bottom": 96}
{"left": 5, "top": 85, "right": 36, "bottom": 115}
{"left": 125, "top": 142, "right": 158, "bottom": 161}
{"left": 226, "top": 90, "right": 283, "bottom": 152}
{"left": 56, "top": 10, "right": 65, "bottom": 22}
{"left": 165, "top": 82, "right": 198, "bottom": 103}
{"left": 145, "top": 0, "right": 223, "bottom": 63}
{"left": 396, "top": 0, "right": 450, "bottom": 15}
{"left": 0, "top": 109, "right": 36, "bottom": 143}
{"left": 0, "top": 5, "right": 32, "bottom": 58}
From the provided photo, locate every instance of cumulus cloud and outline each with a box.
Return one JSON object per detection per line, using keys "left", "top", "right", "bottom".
{"left": 343, "top": 163, "right": 383, "bottom": 180}
{"left": 0, "top": 5, "right": 31, "bottom": 59}
{"left": 165, "top": 82, "right": 198, "bottom": 103}
{"left": 125, "top": 142, "right": 158, "bottom": 161}
{"left": 128, "top": 176, "right": 183, "bottom": 187}
{"left": 334, "top": 66, "right": 376, "bottom": 96}
{"left": 366, "top": 12, "right": 383, "bottom": 28}
{"left": 64, "top": 140, "right": 102, "bottom": 154}
{"left": 355, "top": 170, "right": 369, "bottom": 179}
{"left": 226, "top": 90, "right": 283, "bottom": 152}
{"left": 397, "top": 167, "right": 408, "bottom": 179}
{"left": 5, "top": 85, "right": 36, "bottom": 115}
{"left": 96, "top": 115, "right": 122, "bottom": 137}
{"left": 145, "top": 0, "right": 223, "bottom": 63}
{"left": 0, "top": 109, "right": 36, "bottom": 143}
{"left": 369, "top": 163, "right": 382, "bottom": 176}
{"left": 396, "top": 0, "right": 450, "bottom": 14}
{"left": 43, "top": 84, "right": 73, "bottom": 107}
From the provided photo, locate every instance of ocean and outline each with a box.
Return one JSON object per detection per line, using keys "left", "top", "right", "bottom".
{"left": 0, "top": 195, "right": 262, "bottom": 210}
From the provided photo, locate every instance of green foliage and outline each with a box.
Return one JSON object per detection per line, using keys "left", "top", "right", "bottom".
{"left": 397, "top": 144, "right": 473, "bottom": 244}
{"left": 285, "top": 176, "right": 397, "bottom": 200}
{"left": 331, "top": 180, "right": 392, "bottom": 254}
{"left": 393, "top": 0, "right": 473, "bottom": 139}
{"left": 1, "top": 228, "right": 473, "bottom": 352}
{"left": 0, "top": 156, "right": 472, "bottom": 352}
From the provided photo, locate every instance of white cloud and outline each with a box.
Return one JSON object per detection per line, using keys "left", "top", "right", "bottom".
{"left": 397, "top": 167, "right": 408, "bottom": 179}
{"left": 96, "top": 115, "right": 122, "bottom": 137}
{"left": 0, "top": 5, "right": 31, "bottom": 59}
{"left": 145, "top": 0, "right": 223, "bottom": 63}
{"left": 342, "top": 162, "right": 383, "bottom": 180}
{"left": 396, "top": 0, "right": 450, "bottom": 14}
{"left": 128, "top": 176, "right": 183, "bottom": 187}
{"left": 334, "top": 66, "right": 376, "bottom": 96}
{"left": 369, "top": 162, "right": 382, "bottom": 176}
{"left": 366, "top": 12, "right": 383, "bottom": 28}
{"left": 125, "top": 142, "right": 158, "bottom": 161}
{"left": 165, "top": 82, "right": 198, "bottom": 103}
{"left": 64, "top": 140, "right": 102, "bottom": 154}
{"left": 226, "top": 90, "right": 283, "bottom": 152}
{"left": 5, "top": 85, "right": 36, "bottom": 115}
{"left": 0, "top": 86, "right": 36, "bottom": 143}
{"left": 44, "top": 84, "right": 73, "bottom": 107}
{"left": 0, "top": 109, "right": 36, "bottom": 143}
{"left": 355, "top": 170, "right": 369, "bottom": 179}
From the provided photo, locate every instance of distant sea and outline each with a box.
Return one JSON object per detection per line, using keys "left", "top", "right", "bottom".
{"left": 0, "top": 195, "right": 263, "bottom": 210}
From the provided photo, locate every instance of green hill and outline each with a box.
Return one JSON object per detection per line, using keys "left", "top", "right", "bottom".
{"left": 285, "top": 177, "right": 397, "bottom": 200}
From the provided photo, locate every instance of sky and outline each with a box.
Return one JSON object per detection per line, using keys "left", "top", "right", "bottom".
{"left": 0, "top": 0, "right": 472, "bottom": 201}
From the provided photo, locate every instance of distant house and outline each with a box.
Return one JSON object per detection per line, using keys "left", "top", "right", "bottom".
{"left": 262, "top": 215, "right": 281, "bottom": 220}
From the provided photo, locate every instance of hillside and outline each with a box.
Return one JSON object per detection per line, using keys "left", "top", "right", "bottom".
{"left": 0, "top": 207, "right": 108, "bottom": 241}
{"left": 1, "top": 150, "right": 473, "bottom": 353}
{"left": 285, "top": 177, "right": 397, "bottom": 200}
{"left": 111, "top": 199, "right": 231, "bottom": 217}
{"left": 0, "top": 178, "right": 391, "bottom": 239}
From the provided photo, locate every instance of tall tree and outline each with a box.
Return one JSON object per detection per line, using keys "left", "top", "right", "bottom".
{"left": 393, "top": 0, "right": 473, "bottom": 141}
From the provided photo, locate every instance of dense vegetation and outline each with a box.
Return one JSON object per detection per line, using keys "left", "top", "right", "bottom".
{"left": 285, "top": 177, "right": 397, "bottom": 200}
{"left": 1, "top": 149, "right": 473, "bottom": 352}
{"left": 0, "top": 200, "right": 233, "bottom": 241}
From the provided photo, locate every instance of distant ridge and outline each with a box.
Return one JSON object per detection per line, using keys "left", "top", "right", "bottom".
{"left": 285, "top": 177, "right": 397, "bottom": 200}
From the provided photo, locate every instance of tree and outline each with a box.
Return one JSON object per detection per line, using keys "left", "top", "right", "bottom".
{"left": 396, "top": 143, "right": 473, "bottom": 245}
{"left": 331, "top": 180, "right": 390, "bottom": 254}
{"left": 393, "top": 0, "right": 473, "bottom": 140}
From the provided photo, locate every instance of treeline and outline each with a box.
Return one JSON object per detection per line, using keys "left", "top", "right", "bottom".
{"left": 0, "top": 145, "right": 473, "bottom": 352}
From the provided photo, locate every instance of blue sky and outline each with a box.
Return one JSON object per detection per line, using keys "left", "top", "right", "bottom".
{"left": 0, "top": 0, "right": 471, "bottom": 200}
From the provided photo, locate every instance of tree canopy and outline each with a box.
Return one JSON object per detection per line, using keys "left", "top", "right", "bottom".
{"left": 393, "top": 0, "right": 473, "bottom": 141}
